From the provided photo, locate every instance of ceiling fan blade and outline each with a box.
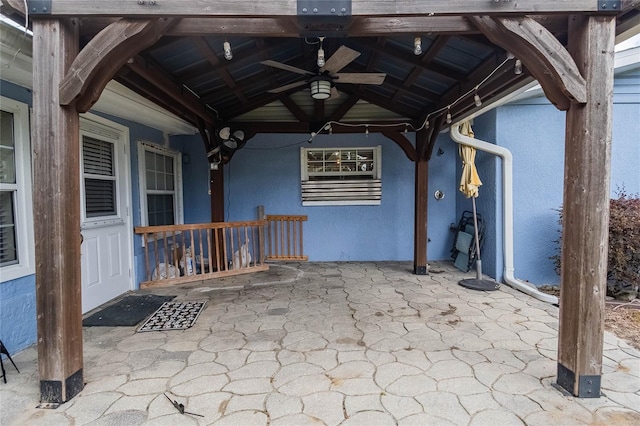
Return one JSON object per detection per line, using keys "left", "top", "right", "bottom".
{"left": 329, "top": 87, "right": 341, "bottom": 100}
{"left": 261, "top": 60, "right": 314, "bottom": 76}
{"left": 334, "top": 73, "right": 386, "bottom": 85}
{"left": 267, "top": 80, "right": 307, "bottom": 93}
{"left": 321, "top": 46, "right": 361, "bottom": 74}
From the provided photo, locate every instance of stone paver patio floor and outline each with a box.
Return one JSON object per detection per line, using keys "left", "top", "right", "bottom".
{"left": 1, "top": 261, "right": 639, "bottom": 425}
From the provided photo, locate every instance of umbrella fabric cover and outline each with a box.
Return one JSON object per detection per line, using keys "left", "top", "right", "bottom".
{"left": 458, "top": 122, "right": 482, "bottom": 198}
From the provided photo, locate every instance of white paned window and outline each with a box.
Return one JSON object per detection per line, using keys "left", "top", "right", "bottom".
{"left": 0, "top": 97, "right": 34, "bottom": 280}
{"left": 138, "top": 142, "right": 183, "bottom": 226}
{"left": 300, "top": 146, "right": 382, "bottom": 206}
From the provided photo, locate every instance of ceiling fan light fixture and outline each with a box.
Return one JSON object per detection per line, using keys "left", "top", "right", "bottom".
{"left": 309, "top": 76, "right": 332, "bottom": 100}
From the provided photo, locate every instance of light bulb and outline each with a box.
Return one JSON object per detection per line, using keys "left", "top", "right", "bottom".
{"left": 425, "top": 120, "right": 430, "bottom": 129}
{"left": 446, "top": 111, "right": 452, "bottom": 124}
{"left": 514, "top": 59, "right": 522, "bottom": 75}
{"left": 474, "top": 93, "right": 482, "bottom": 107}
{"left": 404, "top": 124, "right": 408, "bottom": 134}
{"left": 317, "top": 47, "right": 325, "bottom": 67}
{"left": 223, "top": 41, "right": 232, "bottom": 60}
{"left": 365, "top": 125, "right": 369, "bottom": 137}
{"left": 414, "top": 37, "right": 422, "bottom": 56}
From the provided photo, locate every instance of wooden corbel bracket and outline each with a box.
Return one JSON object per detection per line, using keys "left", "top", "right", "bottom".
{"left": 60, "top": 18, "right": 176, "bottom": 112}
{"left": 470, "top": 15, "right": 586, "bottom": 111}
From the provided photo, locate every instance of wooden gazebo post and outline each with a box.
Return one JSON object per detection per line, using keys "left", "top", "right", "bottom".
{"left": 557, "top": 14, "right": 616, "bottom": 398}
{"left": 414, "top": 128, "right": 429, "bottom": 275}
{"left": 32, "top": 18, "right": 84, "bottom": 404}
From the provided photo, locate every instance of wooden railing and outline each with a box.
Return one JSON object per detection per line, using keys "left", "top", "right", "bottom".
{"left": 265, "top": 215, "right": 308, "bottom": 261}
{"left": 134, "top": 220, "right": 268, "bottom": 289}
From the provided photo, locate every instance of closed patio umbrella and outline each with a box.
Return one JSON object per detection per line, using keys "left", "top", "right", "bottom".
{"left": 457, "top": 122, "right": 499, "bottom": 291}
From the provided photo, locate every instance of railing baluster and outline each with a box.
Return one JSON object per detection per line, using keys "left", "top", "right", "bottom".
{"left": 153, "top": 232, "right": 159, "bottom": 280}
{"left": 299, "top": 220, "right": 304, "bottom": 259}
{"left": 225, "top": 227, "right": 231, "bottom": 270}
{"left": 172, "top": 230, "right": 179, "bottom": 272}
{"left": 143, "top": 233, "right": 151, "bottom": 282}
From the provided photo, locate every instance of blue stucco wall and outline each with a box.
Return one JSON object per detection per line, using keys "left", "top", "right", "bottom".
{"left": 0, "top": 274, "right": 36, "bottom": 356}
{"left": 176, "top": 131, "right": 459, "bottom": 262}
{"left": 489, "top": 68, "right": 640, "bottom": 286}
{"left": 172, "top": 134, "right": 211, "bottom": 225}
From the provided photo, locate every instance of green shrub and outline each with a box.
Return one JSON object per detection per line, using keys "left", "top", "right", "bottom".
{"left": 551, "top": 189, "right": 640, "bottom": 299}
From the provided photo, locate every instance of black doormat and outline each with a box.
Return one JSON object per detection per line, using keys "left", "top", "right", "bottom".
{"left": 82, "top": 294, "right": 176, "bottom": 327}
{"left": 137, "top": 301, "right": 207, "bottom": 332}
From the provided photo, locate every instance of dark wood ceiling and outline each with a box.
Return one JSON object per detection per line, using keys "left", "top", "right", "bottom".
{"left": 2, "top": 0, "right": 638, "bottom": 147}
{"left": 117, "top": 30, "right": 527, "bottom": 132}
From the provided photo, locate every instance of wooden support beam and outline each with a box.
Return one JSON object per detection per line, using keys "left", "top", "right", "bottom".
{"left": 470, "top": 15, "right": 586, "bottom": 110}
{"left": 60, "top": 18, "right": 175, "bottom": 111}
{"left": 210, "top": 167, "right": 225, "bottom": 223}
{"left": 33, "top": 1, "right": 618, "bottom": 17}
{"left": 414, "top": 129, "right": 429, "bottom": 275}
{"left": 125, "top": 55, "right": 214, "bottom": 125}
{"left": 381, "top": 130, "right": 418, "bottom": 162}
{"left": 280, "top": 95, "right": 310, "bottom": 122}
{"left": 557, "top": 14, "right": 616, "bottom": 399}
{"left": 328, "top": 94, "right": 360, "bottom": 122}
{"left": 32, "top": 18, "right": 83, "bottom": 405}
{"left": 70, "top": 15, "right": 569, "bottom": 38}
{"left": 192, "top": 36, "right": 248, "bottom": 104}
{"left": 115, "top": 71, "right": 201, "bottom": 125}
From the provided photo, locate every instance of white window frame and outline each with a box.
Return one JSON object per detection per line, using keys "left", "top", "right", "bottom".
{"left": 137, "top": 141, "right": 183, "bottom": 227}
{"left": 0, "top": 96, "right": 35, "bottom": 281}
{"left": 300, "top": 145, "right": 382, "bottom": 206}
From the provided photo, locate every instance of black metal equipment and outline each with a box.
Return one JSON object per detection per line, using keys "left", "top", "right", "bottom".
{"left": 0, "top": 339, "right": 20, "bottom": 383}
{"left": 451, "top": 210, "right": 484, "bottom": 272}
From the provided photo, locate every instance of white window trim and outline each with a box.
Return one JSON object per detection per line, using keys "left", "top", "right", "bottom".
{"left": 300, "top": 145, "right": 382, "bottom": 206}
{"left": 0, "top": 96, "right": 35, "bottom": 281}
{"left": 137, "top": 141, "right": 184, "bottom": 227}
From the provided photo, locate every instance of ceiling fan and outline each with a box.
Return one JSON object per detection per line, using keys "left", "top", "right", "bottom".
{"left": 261, "top": 44, "right": 386, "bottom": 100}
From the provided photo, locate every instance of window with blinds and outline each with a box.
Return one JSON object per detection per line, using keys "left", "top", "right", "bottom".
{"left": 82, "top": 136, "right": 117, "bottom": 218}
{"left": 300, "top": 146, "right": 382, "bottom": 206}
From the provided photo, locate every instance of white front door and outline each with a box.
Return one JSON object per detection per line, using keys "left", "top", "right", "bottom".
{"left": 80, "top": 116, "right": 132, "bottom": 313}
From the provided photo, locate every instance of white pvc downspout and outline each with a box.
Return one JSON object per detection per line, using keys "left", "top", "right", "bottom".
{"left": 450, "top": 124, "right": 558, "bottom": 305}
